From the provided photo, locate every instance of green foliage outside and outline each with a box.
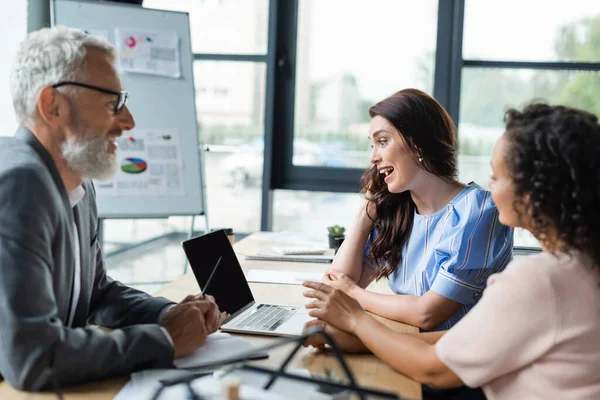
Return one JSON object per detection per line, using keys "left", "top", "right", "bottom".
{"left": 555, "top": 17, "right": 600, "bottom": 116}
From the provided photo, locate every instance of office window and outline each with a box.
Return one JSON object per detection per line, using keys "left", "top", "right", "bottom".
{"left": 144, "top": 0, "right": 269, "bottom": 54}
{"left": 195, "top": 61, "right": 266, "bottom": 233}
{"left": 291, "top": 0, "right": 438, "bottom": 168}
{"left": 0, "top": 1, "right": 27, "bottom": 136}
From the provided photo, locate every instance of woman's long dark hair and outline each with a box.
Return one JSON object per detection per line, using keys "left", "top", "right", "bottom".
{"left": 362, "top": 89, "right": 458, "bottom": 279}
{"left": 503, "top": 103, "right": 600, "bottom": 267}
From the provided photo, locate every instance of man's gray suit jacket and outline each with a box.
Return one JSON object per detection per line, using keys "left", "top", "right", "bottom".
{"left": 0, "top": 126, "right": 176, "bottom": 390}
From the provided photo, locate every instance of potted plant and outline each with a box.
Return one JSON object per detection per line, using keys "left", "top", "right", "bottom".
{"left": 327, "top": 225, "right": 345, "bottom": 249}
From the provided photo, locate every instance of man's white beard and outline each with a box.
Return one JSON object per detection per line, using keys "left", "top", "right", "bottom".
{"left": 62, "top": 133, "right": 118, "bottom": 181}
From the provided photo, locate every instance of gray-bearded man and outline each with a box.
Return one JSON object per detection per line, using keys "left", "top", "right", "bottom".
{"left": 0, "top": 26, "right": 222, "bottom": 391}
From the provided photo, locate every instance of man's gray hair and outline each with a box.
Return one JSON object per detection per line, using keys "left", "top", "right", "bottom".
{"left": 10, "top": 25, "right": 117, "bottom": 125}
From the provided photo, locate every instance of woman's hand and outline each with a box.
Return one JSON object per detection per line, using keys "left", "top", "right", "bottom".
{"left": 303, "top": 281, "right": 364, "bottom": 333}
{"left": 302, "top": 319, "right": 368, "bottom": 353}
{"left": 322, "top": 269, "right": 359, "bottom": 297}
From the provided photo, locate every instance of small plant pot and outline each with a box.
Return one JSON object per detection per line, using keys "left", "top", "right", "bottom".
{"left": 328, "top": 235, "right": 345, "bottom": 249}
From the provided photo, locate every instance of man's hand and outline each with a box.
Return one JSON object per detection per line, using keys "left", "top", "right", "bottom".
{"left": 303, "top": 319, "right": 368, "bottom": 353}
{"left": 159, "top": 299, "right": 215, "bottom": 358}
{"left": 180, "top": 294, "right": 228, "bottom": 334}
{"left": 180, "top": 294, "right": 229, "bottom": 335}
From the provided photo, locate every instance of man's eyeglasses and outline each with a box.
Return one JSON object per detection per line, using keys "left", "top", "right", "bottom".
{"left": 51, "top": 81, "right": 129, "bottom": 115}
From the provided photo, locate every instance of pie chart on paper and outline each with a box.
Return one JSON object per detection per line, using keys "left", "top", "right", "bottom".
{"left": 120, "top": 157, "right": 148, "bottom": 174}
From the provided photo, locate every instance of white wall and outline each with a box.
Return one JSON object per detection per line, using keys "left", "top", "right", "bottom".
{"left": 0, "top": 0, "right": 27, "bottom": 136}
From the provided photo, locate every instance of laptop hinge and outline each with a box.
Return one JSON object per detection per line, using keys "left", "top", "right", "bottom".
{"left": 221, "top": 300, "right": 256, "bottom": 326}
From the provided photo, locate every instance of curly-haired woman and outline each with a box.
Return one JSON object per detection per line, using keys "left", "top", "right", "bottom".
{"left": 322, "top": 89, "right": 513, "bottom": 332}
{"left": 304, "top": 103, "right": 600, "bottom": 399}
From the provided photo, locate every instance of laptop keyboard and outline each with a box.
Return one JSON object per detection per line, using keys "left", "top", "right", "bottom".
{"left": 230, "top": 304, "right": 296, "bottom": 331}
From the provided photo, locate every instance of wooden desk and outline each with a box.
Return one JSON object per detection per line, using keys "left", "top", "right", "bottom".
{"left": 0, "top": 233, "right": 421, "bottom": 399}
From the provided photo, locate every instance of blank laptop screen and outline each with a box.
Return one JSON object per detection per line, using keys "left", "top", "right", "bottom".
{"left": 182, "top": 230, "right": 254, "bottom": 316}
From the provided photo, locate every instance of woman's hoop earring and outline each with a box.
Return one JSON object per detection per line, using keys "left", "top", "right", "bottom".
{"left": 418, "top": 157, "right": 423, "bottom": 162}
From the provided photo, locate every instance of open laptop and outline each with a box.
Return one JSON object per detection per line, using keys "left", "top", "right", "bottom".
{"left": 182, "top": 230, "right": 313, "bottom": 337}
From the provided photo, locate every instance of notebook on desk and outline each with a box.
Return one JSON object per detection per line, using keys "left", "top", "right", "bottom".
{"left": 244, "top": 248, "right": 335, "bottom": 263}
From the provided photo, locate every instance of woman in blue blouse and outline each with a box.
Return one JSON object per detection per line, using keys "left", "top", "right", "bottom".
{"left": 324, "top": 89, "right": 514, "bottom": 332}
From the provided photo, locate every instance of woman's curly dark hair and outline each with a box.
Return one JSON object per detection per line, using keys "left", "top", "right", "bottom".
{"left": 361, "top": 89, "right": 458, "bottom": 279}
{"left": 504, "top": 103, "right": 600, "bottom": 267}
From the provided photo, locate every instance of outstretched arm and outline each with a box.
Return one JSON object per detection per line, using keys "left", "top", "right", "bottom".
{"left": 324, "top": 269, "right": 462, "bottom": 330}
{"left": 302, "top": 317, "right": 447, "bottom": 352}
{"left": 352, "top": 286, "right": 462, "bottom": 330}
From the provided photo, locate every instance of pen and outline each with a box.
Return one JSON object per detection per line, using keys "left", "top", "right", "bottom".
{"left": 201, "top": 256, "right": 223, "bottom": 296}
